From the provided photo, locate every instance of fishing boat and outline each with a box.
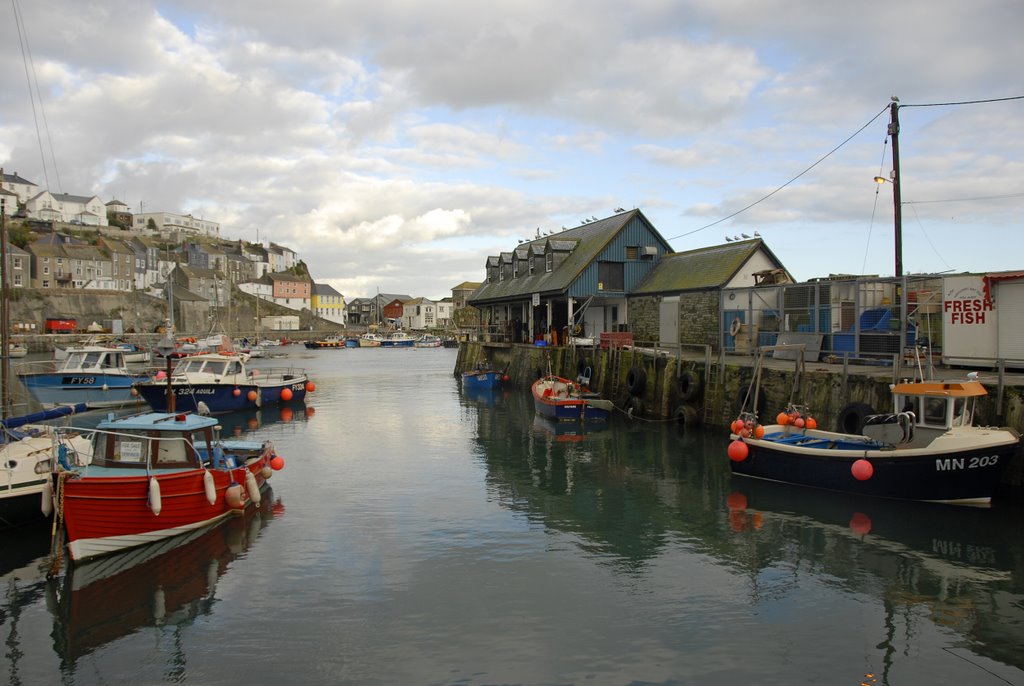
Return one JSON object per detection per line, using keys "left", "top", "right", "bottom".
{"left": 358, "top": 333, "right": 383, "bottom": 348}
{"left": 726, "top": 348, "right": 1020, "bottom": 505}
{"left": 380, "top": 331, "right": 416, "bottom": 348}
{"left": 414, "top": 334, "right": 442, "bottom": 348}
{"left": 52, "top": 410, "right": 284, "bottom": 561}
{"left": 531, "top": 375, "right": 613, "bottom": 422}
{"left": 0, "top": 404, "right": 92, "bottom": 529}
{"left": 304, "top": 334, "right": 346, "bottom": 349}
{"left": 16, "top": 345, "right": 148, "bottom": 409}
{"left": 461, "top": 364, "right": 506, "bottom": 391}
{"left": 132, "top": 352, "right": 314, "bottom": 414}
{"left": 7, "top": 342, "right": 27, "bottom": 358}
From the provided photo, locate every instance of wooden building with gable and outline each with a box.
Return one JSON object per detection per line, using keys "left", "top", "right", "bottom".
{"left": 468, "top": 209, "right": 672, "bottom": 343}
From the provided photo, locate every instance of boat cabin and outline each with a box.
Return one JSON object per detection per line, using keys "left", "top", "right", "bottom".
{"left": 61, "top": 348, "right": 127, "bottom": 372}
{"left": 174, "top": 354, "right": 245, "bottom": 379}
{"left": 892, "top": 380, "right": 983, "bottom": 431}
{"left": 87, "top": 413, "right": 224, "bottom": 470}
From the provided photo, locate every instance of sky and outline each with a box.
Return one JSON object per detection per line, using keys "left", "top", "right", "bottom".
{"left": 2, "top": 1, "right": 1022, "bottom": 300}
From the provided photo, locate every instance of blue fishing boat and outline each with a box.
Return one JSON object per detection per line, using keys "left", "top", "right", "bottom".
{"left": 461, "top": 366, "right": 506, "bottom": 391}
{"left": 16, "top": 346, "right": 147, "bottom": 409}
{"left": 133, "top": 352, "right": 313, "bottom": 414}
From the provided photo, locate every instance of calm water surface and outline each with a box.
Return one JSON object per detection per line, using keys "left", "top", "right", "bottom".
{"left": 2, "top": 347, "right": 1023, "bottom": 685}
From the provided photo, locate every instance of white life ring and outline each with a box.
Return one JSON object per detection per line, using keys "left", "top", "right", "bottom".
{"left": 729, "top": 317, "right": 742, "bottom": 337}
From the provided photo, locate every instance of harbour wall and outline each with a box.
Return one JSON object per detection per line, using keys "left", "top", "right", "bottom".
{"left": 455, "top": 341, "right": 1024, "bottom": 490}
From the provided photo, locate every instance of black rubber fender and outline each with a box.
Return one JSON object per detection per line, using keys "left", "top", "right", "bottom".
{"left": 837, "top": 402, "right": 875, "bottom": 434}
{"left": 674, "top": 404, "right": 699, "bottom": 427}
{"left": 626, "top": 395, "right": 645, "bottom": 418}
{"left": 626, "top": 365, "right": 647, "bottom": 396}
{"left": 734, "top": 385, "right": 766, "bottom": 419}
{"left": 677, "top": 370, "right": 702, "bottom": 403}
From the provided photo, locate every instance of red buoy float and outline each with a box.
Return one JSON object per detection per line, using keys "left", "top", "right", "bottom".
{"left": 270, "top": 455, "right": 285, "bottom": 471}
{"left": 851, "top": 458, "right": 874, "bottom": 481}
{"left": 280, "top": 387, "right": 293, "bottom": 401}
{"left": 233, "top": 388, "right": 241, "bottom": 397}
{"left": 805, "top": 417, "right": 817, "bottom": 430}
{"left": 247, "top": 390, "right": 258, "bottom": 402}
{"left": 727, "top": 440, "right": 749, "bottom": 462}
{"left": 776, "top": 412, "right": 790, "bottom": 426}
{"left": 754, "top": 424, "right": 765, "bottom": 439}
{"left": 305, "top": 381, "right": 316, "bottom": 393}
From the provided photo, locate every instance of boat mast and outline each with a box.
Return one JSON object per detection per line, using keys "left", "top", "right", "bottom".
{"left": 1, "top": 198, "right": 10, "bottom": 418}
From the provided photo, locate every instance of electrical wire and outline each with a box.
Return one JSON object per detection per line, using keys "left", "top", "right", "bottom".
{"left": 666, "top": 105, "right": 891, "bottom": 241}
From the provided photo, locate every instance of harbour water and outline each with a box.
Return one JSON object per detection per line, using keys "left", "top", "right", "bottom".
{"left": 2, "top": 346, "right": 1023, "bottom": 685}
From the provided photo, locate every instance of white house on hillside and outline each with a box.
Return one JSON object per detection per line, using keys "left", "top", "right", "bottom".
{"left": 25, "top": 191, "right": 109, "bottom": 226}
{"left": 134, "top": 211, "right": 220, "bottom": 239}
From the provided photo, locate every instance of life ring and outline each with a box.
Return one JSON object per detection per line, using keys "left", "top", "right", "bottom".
{"left": 729, "top": 317, "right": 742, "bottom": 337}
{"left": 626, "top": 365, "right": 647, "bottom": 395}
{"left": 677, "top": 369, "right": 702, "bottom": 402}
{"left": 837, "top": 402, "right": 875, "bottom": 434}
{"left": 573, "top": 323, "right": 583, "bottom": 336}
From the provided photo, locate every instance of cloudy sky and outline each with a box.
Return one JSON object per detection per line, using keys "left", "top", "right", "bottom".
{"left": 2, "top": 1, "right": 1022, "bottom": 300}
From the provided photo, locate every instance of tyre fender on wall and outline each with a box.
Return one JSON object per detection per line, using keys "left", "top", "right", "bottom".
{"left": 675, "top": 404, "right": 699, "bottom": 427}
{"left": 677, "top": 370, "right": 702, "bottom": 403}
{"left": 734, "top": 384, "right": 766, "bottom": 420}
{"left": 626, "top": 395, "right": 645, "bottom": 418}
{"left": 837, "top": 402, "right": 875, "bottom": 434}
{"left": 626, "top": 365, "right": 647, "bottom": 396}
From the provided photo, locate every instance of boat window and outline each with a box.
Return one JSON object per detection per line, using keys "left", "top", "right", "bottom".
{"left": 226, "top": 361, "right": 242, "bottom": 375}
{"left": 83, "top": 352, "right": 102, "bottom": 368}
{"left": 152, "top": 432, "right": 195, "bottom": 467}
{"left": 953, "top": 398, "right": 971, "bottom": 426}
{"left": 205, "top": 361, "right": 227, "bottom": 375}
{"left": 923, "top": 397, "right": 947, "bottom": 426}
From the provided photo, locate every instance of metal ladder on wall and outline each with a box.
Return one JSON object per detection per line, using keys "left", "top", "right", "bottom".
{"left": 608, "top": 345, "right": 623, "bottom": 398}
{"left": 702, "top": 358, "right": 724, "bottom": 424}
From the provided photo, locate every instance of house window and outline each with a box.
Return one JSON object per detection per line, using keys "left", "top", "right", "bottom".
{"left": 14, "top": 275, "right": 22, "bottom": 286}
{"left": 545, "top": 252, "right": 553, "bottom": 273}
{"left": 626, "top": 246, "right": 639, "bottom": 260}
{"left": 597, "top": 261, "right": 624, "bottom": 291}
{"left": 43, "top": 280, "right": 50, "bottom": 288}
{"left": 43, "top": 266, "right": 50, "bottom": 275}
{"left": 13, "top": 257, "right": 22, "bottom": 269}
{"left": 513, "top": 261, "right": 519, "bottom": 278}
{"left": 529, "top": 260, "right": 534, "bottom": 275}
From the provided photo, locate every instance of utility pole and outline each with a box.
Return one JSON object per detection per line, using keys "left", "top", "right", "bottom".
{"left": 889, "top": 100, "right": 903, "bottom": 278}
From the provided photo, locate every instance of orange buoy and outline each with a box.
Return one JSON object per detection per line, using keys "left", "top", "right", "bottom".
{"left": 280, "top": 387, "right": 293, "bottom": 401}
{"left": 851, "top": 458, "right": 874, "bottom": 481}
{"left": 805, "top": 417, "right": 817, "bottom": 430}
{"left": 305, "top": 381, "right": 316, "bottom": 393}
{"left": 233, "top": 388, "right": 241, "bottom": 397}
{"left": 270, "top": 455, "right": 285, "bottom": 470}
{"left": 280, "top": 407, "right": 293, "bottom": 422}
{"left": 754, "top": 424, "right": 765, "bottom": 439}
{"left": 247, "top": 390, "right": 258, "bottom": 402}
{"left": 776, "top": 412, "right": 790, "bottom": 426}
{"left": 502, "top": 374, "right": 510, "bottom": 382}
{"left": 730, "top": 418, "right": 744, "bottom": 434}
{"left": 727, "top": 440, "right": 749, "bottom": 462}
{"left": 793, "top": 417, "right": 805, "bottom": 429}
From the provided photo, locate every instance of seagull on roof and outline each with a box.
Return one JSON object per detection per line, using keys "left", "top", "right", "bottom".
{"left": 754, "top": 230, "right": 761, "bottom": 236}
{"left": 741, "top": 233, "right": 751, "bottom": 239}
{"left": 725, "top": 236, "right": 734, "bottom": 242}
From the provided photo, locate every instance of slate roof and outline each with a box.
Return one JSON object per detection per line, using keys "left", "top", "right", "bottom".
{"left": 632, "top": 238, "right": 781, "bottom": 294}
{"left": 470, "top": 210, "right": 655, "bottom": 303}
{"left": 313, "top": 283, "right": 342, "bottom": 296}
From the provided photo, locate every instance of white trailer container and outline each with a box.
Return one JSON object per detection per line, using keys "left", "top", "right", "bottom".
{"left": 941, "top": 273, "right": 1024, "bottom": 369}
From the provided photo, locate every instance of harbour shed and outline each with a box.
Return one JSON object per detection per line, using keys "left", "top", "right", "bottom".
{"left": 628, "top": 238, "right": 791, "bottom": 351}
{"left": 468, "top": 209, "right": 673, "bottom": 344}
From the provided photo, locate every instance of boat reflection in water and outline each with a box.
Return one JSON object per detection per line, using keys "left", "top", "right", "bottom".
{"left": 724, "top": 477, "right": 1024, "bottom": 678}
{"left": 47, "top": 489, "right": 282, "bottom": 670}
{"left": 215, "top": 402, "right": 317, "bottom": 438}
